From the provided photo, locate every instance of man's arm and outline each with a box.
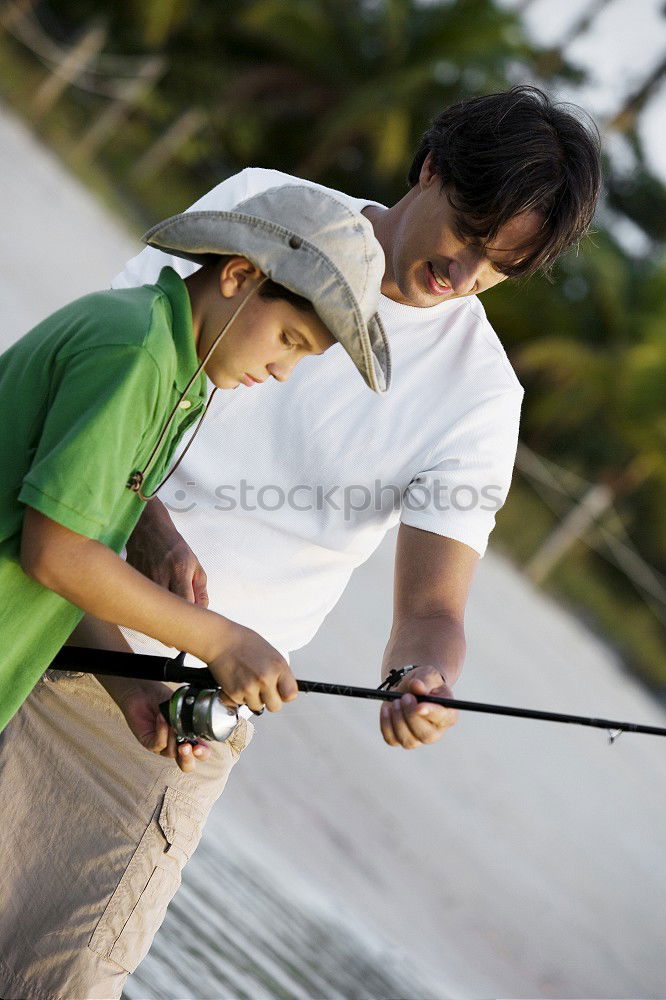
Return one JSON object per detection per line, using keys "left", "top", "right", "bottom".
{"left": 126, "top": 497, "right": 209, "bottom": 606}
{"left": 379, "top": 524, "right": 479, "bottom": 749}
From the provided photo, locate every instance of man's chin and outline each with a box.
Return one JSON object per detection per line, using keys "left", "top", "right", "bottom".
{"left": 405, "top": 284, "right": 457, "bottom": 309}
{"left": 398, "top": 270, "right": 458, "bottom": 308}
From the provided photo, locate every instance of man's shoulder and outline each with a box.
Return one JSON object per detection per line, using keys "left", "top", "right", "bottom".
{"left": 459, "top": 295, "right": 524, "bottom": 396}
{"left": 114, "top": 170, "right": 385, "bottom": 290}
{"left": 193, "top": 167, "right": 384, "bottom": 216}
{"left": 380, "top": 292, "right": 523, "bottom": 398}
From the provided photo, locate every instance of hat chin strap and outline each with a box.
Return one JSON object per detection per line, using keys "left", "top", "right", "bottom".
{"left": 128, "top": 274, "right": 269, "bottom": 501}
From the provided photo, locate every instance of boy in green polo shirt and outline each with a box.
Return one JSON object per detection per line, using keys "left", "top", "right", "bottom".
{"left": 0, "top": 185, "right": 390, "bottom": 737}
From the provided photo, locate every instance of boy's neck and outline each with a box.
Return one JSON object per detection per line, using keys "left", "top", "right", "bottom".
{"left": 182, "top": 268, "right": 209, "bottom": 353}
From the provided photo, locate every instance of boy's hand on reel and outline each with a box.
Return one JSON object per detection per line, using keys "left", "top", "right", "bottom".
{"left": 208, "top": 622, "right": 297, "bottom": 714}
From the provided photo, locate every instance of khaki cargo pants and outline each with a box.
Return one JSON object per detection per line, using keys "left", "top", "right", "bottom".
{"left": 0, "top": 669, "right": 252, "bottom": 1000}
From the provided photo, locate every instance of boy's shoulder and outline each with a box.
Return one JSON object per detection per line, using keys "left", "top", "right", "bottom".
{"left": 60, "top": 280, "right": 173, "bottom": 355}
{"left": 8, "top": 275, "right": 187, "bottom": 388}
{"left": 2, "top": 280, "right": 175, "bottom": 377}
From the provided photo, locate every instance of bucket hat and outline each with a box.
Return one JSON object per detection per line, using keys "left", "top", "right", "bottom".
{"left": 143, "top": 184, "right": 391, "bottom": 393}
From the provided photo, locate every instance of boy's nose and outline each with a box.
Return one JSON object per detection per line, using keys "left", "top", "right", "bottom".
{"left": 267, "top": 356, "right": 299, "bottom": 382}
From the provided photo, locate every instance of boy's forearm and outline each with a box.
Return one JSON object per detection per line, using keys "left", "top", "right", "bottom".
{"left": 22, "top": 508, "right": 231, "bottom": 664}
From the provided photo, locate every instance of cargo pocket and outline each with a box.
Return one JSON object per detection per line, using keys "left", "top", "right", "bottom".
{"left": 88, "top": 785, "right": 205, "bottom": 973}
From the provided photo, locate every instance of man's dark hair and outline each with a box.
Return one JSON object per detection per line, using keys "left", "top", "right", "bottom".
{"left": 407, "top": 86, "right": 601, "bottom": 278}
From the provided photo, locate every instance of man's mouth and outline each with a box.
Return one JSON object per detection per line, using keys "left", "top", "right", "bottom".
{"left": 426, "top": 261, "right": 453, "bottom": 296}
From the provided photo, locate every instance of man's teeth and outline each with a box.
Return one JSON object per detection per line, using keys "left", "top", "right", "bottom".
{"left": 430, "top": 263, "right": 449, "bottom": 288}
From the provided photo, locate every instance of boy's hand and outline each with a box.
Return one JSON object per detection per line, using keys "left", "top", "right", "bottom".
{"left": 126, "top": 498, "right": 209, "bottom": 606}
{"left": 208, "top": 623, "right": 297, "bottom": 714}
{"left": 112, "top": 678, "right": 211, "bottom": 773}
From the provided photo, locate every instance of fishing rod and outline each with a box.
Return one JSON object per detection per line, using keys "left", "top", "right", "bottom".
{"left": 50, "top": 645, "right": 666, "bottom": 744}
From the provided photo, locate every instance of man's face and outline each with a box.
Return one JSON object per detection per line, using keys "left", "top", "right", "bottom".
{"left": 376, "top": 152, "right": 544, "bottom": 307}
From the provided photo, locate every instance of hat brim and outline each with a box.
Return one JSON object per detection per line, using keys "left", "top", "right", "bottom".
{"left": 144, "top": 206, "right": 391, "bottom": 394}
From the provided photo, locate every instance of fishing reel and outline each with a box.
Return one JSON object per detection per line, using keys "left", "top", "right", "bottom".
{"left": 160, "top": 685, "right": 239, "bottom": 743}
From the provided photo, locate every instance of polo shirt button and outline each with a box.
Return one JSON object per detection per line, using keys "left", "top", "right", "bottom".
{"left": 179, "top": 399, "right": 192, "bottom": 410}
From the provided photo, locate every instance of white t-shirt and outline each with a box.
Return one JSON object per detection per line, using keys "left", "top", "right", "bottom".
{"left": 115, "top": 168, "right": 523, "bottom": 656}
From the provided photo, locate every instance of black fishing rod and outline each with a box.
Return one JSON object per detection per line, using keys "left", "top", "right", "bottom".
{"left": 50, "top": 645, "right": 666, "bottom": 743}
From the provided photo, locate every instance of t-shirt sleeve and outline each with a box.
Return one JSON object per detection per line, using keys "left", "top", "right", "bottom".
{"left": 19, "top": 345, "right": 162, "bottom": 539}
{"left": 400, "top": 387, "right": 523, "bottom": 557}
{"left": 112, "top": 168, "right": 258, "bottom": 289}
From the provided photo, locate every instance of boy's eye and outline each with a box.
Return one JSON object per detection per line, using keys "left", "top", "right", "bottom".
{"left": 280, "top": 331, "right": 296, "bottom": 348}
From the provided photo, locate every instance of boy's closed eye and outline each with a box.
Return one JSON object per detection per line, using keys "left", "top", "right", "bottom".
{"left": 280, "top": 330, "right": 299, "bottom": 349}
{"left": 281, "top": 328, "right": 330, "bottom": 356}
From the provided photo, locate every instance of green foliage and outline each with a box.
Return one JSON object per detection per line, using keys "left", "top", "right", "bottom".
{"left": 489, "top": 240, "right": 666, "bottom": 486}
{"left": 607, "top": 166, "right": 666, "bottom": 243}
{"left": 39, "top": 0, "right": 552, "bottom": 203}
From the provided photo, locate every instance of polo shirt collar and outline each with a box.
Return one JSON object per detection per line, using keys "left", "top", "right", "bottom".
{"left": 155, "top": 265, "right": 204, "bottom": 394}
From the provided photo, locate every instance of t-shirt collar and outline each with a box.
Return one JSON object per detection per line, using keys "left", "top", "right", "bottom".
{"left": 154, "top": 265, "right": 205, "bottom": 395}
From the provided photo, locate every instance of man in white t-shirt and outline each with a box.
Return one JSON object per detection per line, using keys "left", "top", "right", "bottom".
{"left": 0, "top": 86, "right": 601, "bottom": 1000}
{"left": 117, "top": 85, "right": 601, "bottom": 751}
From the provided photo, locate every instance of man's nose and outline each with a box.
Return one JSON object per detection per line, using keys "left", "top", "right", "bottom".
{"left": 449, "top": 253, "right": 485, "bottom": 295}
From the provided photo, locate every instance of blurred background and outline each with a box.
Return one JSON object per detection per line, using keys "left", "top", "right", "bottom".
{"left": 1, "top": 0, "right": 664, "bottom": 691}
{"left": 2, "top": 2, "right": 666, "bottom": 998}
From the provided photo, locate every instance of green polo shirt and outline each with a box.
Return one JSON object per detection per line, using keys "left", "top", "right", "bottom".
{"left": 0, "top": 266, "right": 207, "bottom": 731}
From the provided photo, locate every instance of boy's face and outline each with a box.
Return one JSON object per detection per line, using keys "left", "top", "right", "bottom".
{"left": 203, "top": 286, "right": 336, "bottom": 390}
{"left": 371, "top": 152, "right": 544, "bottom": 307}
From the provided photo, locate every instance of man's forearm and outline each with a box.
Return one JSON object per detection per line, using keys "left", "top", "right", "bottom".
{"left": 126, "top": 496, "right": 209, "bottom": 605}
{"left": 381, "top": 613, "right": 466, "bottom": 688}
{"left": 130, "top": 496, "right": 173, "bottom": 545}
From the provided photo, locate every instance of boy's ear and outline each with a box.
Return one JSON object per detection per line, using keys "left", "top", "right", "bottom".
{"left": 218, "top": 256, "right": 263, "bottom": 298}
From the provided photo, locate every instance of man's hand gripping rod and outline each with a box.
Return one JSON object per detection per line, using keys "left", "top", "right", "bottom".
{"left": 50, "top": 646, "right": 666, "bottom": 744}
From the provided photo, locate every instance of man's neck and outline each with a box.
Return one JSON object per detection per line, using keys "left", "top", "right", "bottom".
{"left": 362, "top": 190, "right": 417, "bottom": 303}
